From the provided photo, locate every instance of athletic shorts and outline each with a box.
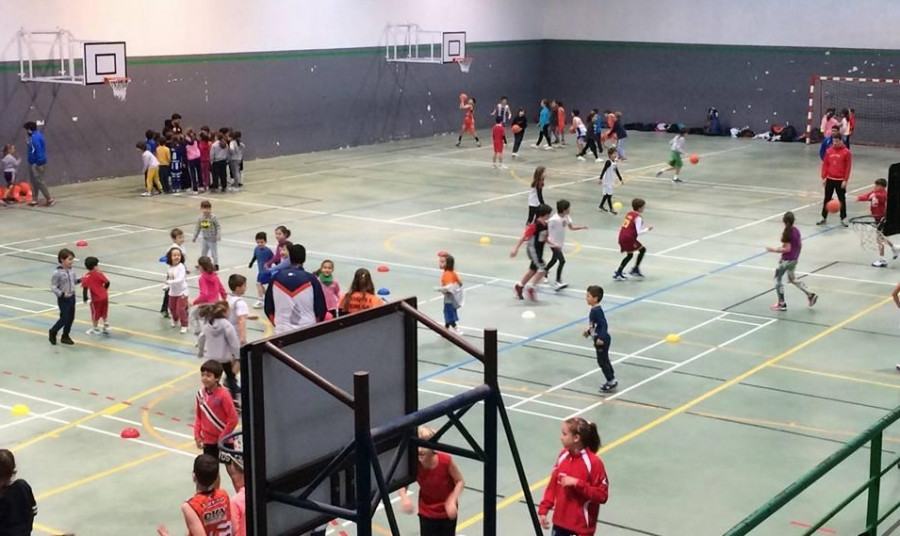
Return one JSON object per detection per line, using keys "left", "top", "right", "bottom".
{"left": 463, "top": 119, "right": 475, "bottom": 134}
{"left": 3, "top": 171, "right": 14, "bottom": 185}
{"left": 257, "top": 271, "right": 273, "bottom": 285}
{"left": 527, "top": 246, "right": 547, "bottom": 272}
{"left": 668, "top": 150, "right": 683, "bottom": 168}
{"left": 493, "top": 139, "right": 504, "bottom": 153}
{"left": 90, "top": 299, "right": 108, "bottom": 323}
{"left": 619, "top": 239, "right": 643, "bottom": 253}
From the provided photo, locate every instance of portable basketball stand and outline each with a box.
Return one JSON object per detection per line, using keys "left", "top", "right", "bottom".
{"left": 385, "top": 24, "right": 470, "bottom": 72}
{"left": 17, "top": 28, "right": 129, "bottom": 100}
{"left": 235, "top": 297, "right": 541, "bottom": 536}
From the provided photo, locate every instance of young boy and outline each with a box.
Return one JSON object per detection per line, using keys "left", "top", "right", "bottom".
{"left": 156, "top": 135, "right": 172, "bottom": 193}
{"left": 193, "top": 360, "right": 240, "bottom": 489}
{"left": 545, "top": 200, "right": 588, "bottom": 291}
{"left": 227, "top": 274, "right": 250, "bottom": 346}
{"left": 248, "top": 231, "right": 274, "bottom": 308}
{"left": 137, "top": 141, "right": 162, "bottom": 196}
{"left": 156, "top": 454, "right": 233, "bottom": 536}
{"left": 492, "top": 95, "right": 512, "bottom": 127}
{"left": 583, "top": 285, "right": 617, "bottom": 392}
{"left": 510, "top": 204, "right": 558, "bottom": 301}
{"left": 193, "top": 200, "right": 221, "bottom": 270}
{"left": 555, "top": 101, "right": 566, "bottom": 146}
{"left": 81, "top": 256, "right": 110, "bottom": 335}
{"left": 857, "top": 178, "right": 899, "bottom": 267}
{"left": 49, "top": 248, "right": 79, "bottom": 345}
{"left": 161, "top": 228, "right": 188, "bottom": 318}
{"left": 614, "top": 198, "right": 653, "bottom": 280}
{"left": 598, "top": 148, "right": 624, "bottom": 214}
{"left": 492, "top": 117, "right": 507, "bottom": 169}
{"left": 655, "top": 128, "right": 686, "bottom": 183}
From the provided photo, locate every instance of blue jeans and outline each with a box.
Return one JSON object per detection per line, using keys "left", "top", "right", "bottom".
{"left": 443, "top": 302, "right": 459, "bottom": 326}
{"left": 51, "top": 295, "right": 76, "bottom": 336}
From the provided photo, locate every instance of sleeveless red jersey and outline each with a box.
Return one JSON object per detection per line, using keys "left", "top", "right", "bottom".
{"left": 618, "top": 211, "right": 639, "bottom": 244}
{"left": 417, "top": 452, "right": 456, "bottom": 519}
{"left": 186, "top": 489, "right": 233, "bottom": 536}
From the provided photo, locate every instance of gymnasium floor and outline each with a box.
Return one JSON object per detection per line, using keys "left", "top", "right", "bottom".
{"left": 2, "top": 131, "right": 900, "bottom": 535}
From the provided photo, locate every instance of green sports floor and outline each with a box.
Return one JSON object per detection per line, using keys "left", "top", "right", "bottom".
{"left": 2, "top": 131, "right": 900, "bottom": 535}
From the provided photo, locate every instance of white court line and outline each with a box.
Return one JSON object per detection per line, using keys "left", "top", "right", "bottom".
{"left": 429, "top": 378, "right": 581, "bottom": 412}
{"left": 567, "top": 318, "right": 777, "bottom": 419}
{"left": 0, "top": 303, "right": 47, "bottom": 314}
{"left": 194, "top": 195, "right": 327, "bottom": 215}
{"left": 250, "top": 157, "right": 411, "bottom": 186}
{"left": 0, "top": 226, "right": 122, "bottom": 248}
{"left": 417, "top": 388, "right": 560, "bottom": 421}
{"left": 717, "top": 317, "right": 768, "bottom": 327}
{"left": 0, "top": 406, "right": 69, "bottom": 430}
{"left": 426, "top": 279, "right": 500, "bottom": 303}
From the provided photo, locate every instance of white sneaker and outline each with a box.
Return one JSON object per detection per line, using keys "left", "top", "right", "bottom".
{"left": 452, "top": 326, "right": 463, "bottom": 335}
{"left": 872, "top": 259, "right": 888, "bottom": 268}
{"left": 542, "top": 277, "right": 549, "bottom": 285}
{"left": 500, "top": 164, "right": 508, "bottom": 169}
{"left": 180, "top": 327, "right": 188, "bottom": 334}
{"left": 170, "top": 319, "right": 177, "bottom": 328}
{"left": 577, "top": 156, "right": 586, "bottom": 161}
{"left": 511, "top": 152, "right": 518, "bottom": 157}
{"left": 543, "top": 145, "right": 553, "bottom": 150}
{"left": 253, "top": 300, "right": 264, "bottom": 309}
{"left": 531, "top": 144, "right": 539, "bottom": 148}
{"left": 102, "top": 324, "right": 110, "bottom": 334}
{"left": 86, "top": 328, "right": 101, "bottom": 335}
{"left": 595, "top": 158, "right": 603, "bottom": 163}
{"left": 140, "top": 192, "right": 152, "bottom": 197}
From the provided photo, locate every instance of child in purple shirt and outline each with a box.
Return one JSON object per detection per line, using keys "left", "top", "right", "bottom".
{"left": 766, "top": 211, "right": 818, "bottom": 311}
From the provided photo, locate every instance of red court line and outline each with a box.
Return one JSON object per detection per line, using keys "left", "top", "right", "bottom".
{"left": 790, "top": 520, "right": 836, "bottom": 534}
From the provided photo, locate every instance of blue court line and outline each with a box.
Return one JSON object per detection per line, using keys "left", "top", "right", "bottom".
{"left": 417, "top": 225, "right": 840, "bottom": 382}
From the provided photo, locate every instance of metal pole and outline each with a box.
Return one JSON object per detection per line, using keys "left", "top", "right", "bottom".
{"left": 483, "top": 329, "right": 498, "bottom": 536}
{"left": 865, "top": 432, "right": 883, "bottom": 536}
{"left": 354, "top": 373, "right": 372, "bottom": 536}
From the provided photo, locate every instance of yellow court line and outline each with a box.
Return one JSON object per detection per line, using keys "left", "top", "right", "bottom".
{"left": 12, "top": 369, "right": 197, "bottom": 453}
{"left": 771, "top": 364, "right": 900, "bottom": 390}
{"left": 33, "top": 522, "right": 70, "bottom": 535}
{"left": 455, "top": 296, "right": 893, "bottom": 531}
{"left": 142, "top": 383, "right": 194, "bottom": 448}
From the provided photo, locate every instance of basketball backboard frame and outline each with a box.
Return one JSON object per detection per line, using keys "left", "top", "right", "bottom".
{"left": 384, "top": 24, "right": 466, "bottom": 65}
{"left": 442, "top": 31, "right": 466, "bottom": 63}
{"left": 17, "top": 29, "right": 126, "bottom": 86}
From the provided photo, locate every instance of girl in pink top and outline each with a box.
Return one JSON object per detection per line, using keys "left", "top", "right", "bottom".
{"left": 314, "top": 259, "right": 342, "bottom": 319}
{"left": 185, "top": 129, "right": 202, "bottom": 193}
{"left": 192, "top": 256, "right": 227, "bottom": 335}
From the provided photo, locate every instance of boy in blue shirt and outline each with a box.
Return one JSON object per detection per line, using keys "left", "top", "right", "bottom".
{"left": 583, "top": 285, "right": 617, "bottom": 392}
{"left": 248, "top": 231, "right": 274, "bottom": 309}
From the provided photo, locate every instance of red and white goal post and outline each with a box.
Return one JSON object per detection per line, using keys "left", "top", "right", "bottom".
{"left": 806, "top": 75, "right": 900, "bottom": 147}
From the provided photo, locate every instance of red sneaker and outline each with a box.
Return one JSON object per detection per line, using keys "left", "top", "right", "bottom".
{"left": 526, "top": 286, "right": 537, "bottom": 301}
{"left": 514, "top": 283, "right": 524, "bottom": 300}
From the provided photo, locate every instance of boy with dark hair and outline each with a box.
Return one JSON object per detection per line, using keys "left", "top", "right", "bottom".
{"left": 156, "top": 454, "right": 233, "bottom": 536}
{"left": 856, "top": 177, "right": 899, "bottom": 267}
{"left": 82, "top": 256, "right": 111, "bottom": 335}
{"left": 23, "top": 121, "right": 54, "bottom": 207}
{"left": 193, "top": 200, "right": 221, "bottom": 269}
{"left": 227, "top": 274, "right": 250, "bottom": 346}
{"left": 264, "top": 244, "right": 327, "bottom": 334}
{"left": 510, "top": 204, "right": 559, "bottom": 301}
{"left": 193, "top": 360, "right": 240, "bottom": 490}
{"left": 583, "top": 285, "right": 617, "bottom": 392}
{"left": 49, "top": 248, "right": 80, "bottom": 345}
{"left": 248, "top": 231, "right": 274, "bottom": 309}
{"left": 614, "top": 198, "right": 652, "bottom": 280}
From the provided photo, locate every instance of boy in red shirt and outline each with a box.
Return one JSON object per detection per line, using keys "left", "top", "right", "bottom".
{"left": 856, "top": 178, "right": 898, "bottom": 267}
{"left": 81, "top": 256, "right": 110, "bottom": 335}
{"left": 817, "top": 134, "right": 852, "bottom": 227}
{"left": 614, "top": 198, "right": 653, "bottom": 280}
{"left": 491, "top": 116, "right": 507, "bottom": 169}
{"left": 194, "top": 360, "right": 240, "bottom": 490}
{"left": 157, "top": 454, "right": 233, "bottom": 536}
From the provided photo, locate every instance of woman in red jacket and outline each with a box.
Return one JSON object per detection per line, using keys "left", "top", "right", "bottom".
{"left": 539, "top": 417, "right": 610, "bottom": 536}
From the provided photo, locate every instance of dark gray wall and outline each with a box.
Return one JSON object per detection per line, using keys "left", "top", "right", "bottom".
{"left": 0, "top": 41, "right": 542, "bottom": 185}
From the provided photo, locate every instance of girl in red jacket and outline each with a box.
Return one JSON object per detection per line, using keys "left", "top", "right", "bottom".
{"left": 539, "top": 417, "right": 609, "bottom": 536}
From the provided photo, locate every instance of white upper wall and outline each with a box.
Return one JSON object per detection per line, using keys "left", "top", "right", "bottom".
{"left": 543, "top": 0, "right": 900, "bottom": 49}
{"left": 0, "top": 0, "right": 545, "bottom": 61}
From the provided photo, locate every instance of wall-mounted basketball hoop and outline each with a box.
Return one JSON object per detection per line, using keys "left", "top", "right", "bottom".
{"left": 385, "top": 24, "right": 466, "bottom": 66}
{"left": 104, "top": 76, "right": 130, "bottom": 101}
{"left": 453, "top": 57, "right": 473, "bottom": 73}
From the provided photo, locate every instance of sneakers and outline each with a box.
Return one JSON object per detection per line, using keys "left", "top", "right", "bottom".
{"left": 672, "top": 177, "right": 683, "bottom": 183}
{"left": 253, "top": 300, "right": 263, "bottom": 309}
{"left": 816, "top": 218, "right": 827, "bottom": 226}
{"left": 526, "top": 286, "right": 537, "bottom": 301}
{"left": 170, "top": 319, "right": 177, "bottom": 328}
{"left": 893, "top": 246, "right": 900, "bottom": 260}
{"left": 161, "top": 310, "right": 170, "bottom": 319}
{"left": 49, "top": 330, "right": 57, "bottom": 345}
{"left": 102, "top": 323, "right": 110, "bottom": 334}
{"left": 600, "top": 380, "right": 619, "bottom": 392}
{"left": 514, "top": 283, "right": 524, "bottom": 300}
{"left": 542, "top": 277, "right": 549, "bottom": 285}
{"left": 511, "top": 152, "right": 518, "bottom": 158}
{"left": 179, "top": 326, "right": 188, "bottom": 334}
{"left": 629, "top": 267, "right": 644, "bottom": 278}
{"left": 599, "top": 205, "right": 608, "bottom": 212}
{"left": 808, "top": 293, "right": 818, "bottom": 307}
{"left": 28, "top": 201, "right": 38, "bottom": 207}
{"left": 841, "top": 219, "right": 849, "bottom": 227}
{"left": 86, "top": 328, "right": 102, "bottom": 335}
{"left": 770, "top": 302, "right": 787, "bottom": 311}
{"left": 531, "top": 144, "right": 540, "bottom": 148}
{"left": 554, "top": 282, "right": 569, "bottom": 292}
{"left": 610, "top": 210, "right": 618, "bottom": 215}
{"left": 44, "top": 199, "right": 56, "bottom": 207}
{"left": 543, "top": 145, "right": 553, "bottom": 151}
{"left": 455, "top": 141, "right": 461, "bottom": 147}
{"left": 595, "top": 158, "right": 603, "bottom": 163}
{"left": 872, "top": 259, "right": 888, "bottom": 268}
{"left": 655, "top": 169, "right": 664, "bottom": 177}
{"left": 60, "top": 335, "right": 75, "bottom": 345}
{"left": 577, "top": 156, "right": 586, "bottom": 161}
{"left": 140, "top": 192, "right": 152, "bottom": 197}
{"left": 452, "top": 326, "right": 463, "bottom": 335}
{"left": 612, "top": 271, "right": 627, "bottom": 281}
{"left": 499, "top": 164, "right": 508, "bottom": 169}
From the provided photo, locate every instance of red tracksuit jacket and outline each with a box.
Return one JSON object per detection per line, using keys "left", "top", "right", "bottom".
{"left": 539, "top": 448, "right": 610, "bottom": 535}
{"left": 821, "top": 145, "right": 852, "bottom": 181}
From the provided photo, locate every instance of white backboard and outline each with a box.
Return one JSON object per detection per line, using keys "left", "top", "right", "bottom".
{"left": 84, "top": 42, "right": 127, "bottom": 85}
{"left": 442, "top": 31, "right": 466, "bottom": 63}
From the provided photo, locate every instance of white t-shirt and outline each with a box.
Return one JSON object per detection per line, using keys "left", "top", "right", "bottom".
{"left": 167, "top": 264, "right": 188, "bottom": 297}
{"left": 670, "top": 135, "right": 685, "bottom": 153}
{"left": 227, "top": 294, "right": 249, "bottom": 328}
{"left": 547, "top": 213, "right": 571, "bottom": 247}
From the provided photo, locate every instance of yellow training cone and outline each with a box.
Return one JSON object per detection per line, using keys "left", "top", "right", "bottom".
{"left": 665, "top": 333, "right": 681, "bottom": 343}
{"left": 10, "top": 404, "right": 30, "bottom": 417}
{"left": 479, "top": 236, "right": 491, "bottom": 245}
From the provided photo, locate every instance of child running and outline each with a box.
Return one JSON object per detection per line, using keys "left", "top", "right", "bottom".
{"left": 533, "top": 99, "right": 553, "bottom": 150}
{"left": 526, "top": 166, "right": 547, "bottom": 225}
{"left": 576, "top": 110, "right": 601, "bottom": 163}
{"left": 511, "top": 203, "right": 557, "bottom": 301}
{"left": 538, "top": 417, "right": 610, "bottom": 535}
{"left": 81, "top": 256, "right": 110, "bottom": 335}
{"left": 193, "top": 200, "right": 221, "bottom": 270}
{"left": 248, "top": 231, "right": 274, "bottom": 308}
{"left": 571, "top": 110, "right": 587, "bottom": 156}
{"left": 766, "top": 211, "right": 818, "bottom": 311}
{"left": 613, "top": 198, "right": 652, "bottom": 281}
{"left": 655, "top": 128, "right": 687, "bottom": 183}
{"left": 583, "top": 285, "right": 617, "bottom": 391}
{"left": 0, "top": 449, "right": 37, "bottom": 536}
{"left": 227, "top": 275, "right": 250, "bottom": 347}
{"left": 857, "top": 178, "right": 899, "bottom": 267}
{"left": 165, "top": 246, "right": 190, "bottom": 333}
{"left": 456, "top": 97, "right": 481, "bottom": 147}
{"left": 436, "top": 252, "right": 464, "bottom": 335}
{"left": 598, "top": 148, "right": 624, "bottom": 214}
{"left": 49, "top": 248, "right": 79, "bottom": 345}
{"left": 545, "top": 200, "right": 588, "bottom": 291}
{"left": 314, "top": 259, "right": 342, "bottom": 319}
{"left": 398, "top": 426, "right": 465, "bottom": 536}
{"left": 491, "top": 117, "right": 507, "bottom": 169}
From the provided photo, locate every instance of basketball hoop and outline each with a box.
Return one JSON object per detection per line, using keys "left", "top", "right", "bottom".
{"left": 454, "top": 57, "right": 473, "bottom": 74}
{"left": 104, "top": 76, "right": 130, "bottom": 101}
{"left": 849, "top": 215, "right": 888, "bottom": 251}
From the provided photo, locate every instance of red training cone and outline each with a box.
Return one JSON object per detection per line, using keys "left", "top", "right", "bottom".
{"left": 75, "top": 240, "right": 88, "bottom": 247}
{"left": 120, "top": 427, "right": 140, "bottom": 439}
{"left": 376, "top": 265, "right": 389, "bottom": 272}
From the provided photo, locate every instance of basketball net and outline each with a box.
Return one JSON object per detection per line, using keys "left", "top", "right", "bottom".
{"left": 849, "top": 215, "right": 887, "bottom": 251}
{"left": 104, "top": 77, "right": 130, "bottom": 101}
{"left": 455, "top": 57, "right": 473, "bottom": 73}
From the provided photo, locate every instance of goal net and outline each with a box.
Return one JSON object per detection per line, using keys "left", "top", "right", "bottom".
{"left": 806, "top": 75, "right": 900, "bottom": 147}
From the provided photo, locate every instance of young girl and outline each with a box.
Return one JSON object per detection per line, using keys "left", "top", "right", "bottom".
{"left": 192, "top": 256, "right": 227, "bottom": 334}
{"left": 185, "top": 128, "right": 202, "bottom": 193}
{"left": 227, "top": 131, "right": 244, "bottom": 190}
{"left": 197, "top": 301, "right": 241, "bottom": 401}
{"left": 266, "top": 241, "right": 292, "bottom": 278}
{"left": 0, "top": 449, "right": 37, "bottom": 535}
{"left": 511, "top": 108, "right": 527, "bottom": 157}
{"left": 166, "top": 247, "right": 190, "bottom": 333}
{"left": 456, "top": 97, "right": 481, "bottom": 147}
{"left": 338, "top": 268, "right": 382, "bottom": 316}
{"left": 598, "top": 148, "right": 624, "bottom": 214}
{"left": 198, "top": 131, "right": 212, "bottom": 192}
{"left": 314, "top": 259, "right": 342, "bottom": 319}
{"left": 526, "top": 166, "right": 547, "bottom": 225}
{"left": 398, "top": 426, "right": 465, "bottom": 536}
{"left": 766, "top": 211, "right": 818, "bottom": 311}
{"left": 554, "top": 101, "right": 566, "bottom": 146}
{"left": 533, "top": 99, "right": 553, "bottom": 150}
{"left": 264, "top": 226, "right": 292, "bottom": 270}
{"left": 210, "top": 133, "right": 229, "bottom": 193}
{"left": 2, "top": 144, "right": 21, "bottom": 205}
{"left": 538, "top": 418, "right": 610, "bottom": 536}
{"left": 436, "top": 253, "right": 464, "bottom": 335}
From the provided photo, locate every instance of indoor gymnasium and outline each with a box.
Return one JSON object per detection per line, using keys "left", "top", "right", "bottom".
{"left": 3, "top": 2, "right": 900, "bottom": 535}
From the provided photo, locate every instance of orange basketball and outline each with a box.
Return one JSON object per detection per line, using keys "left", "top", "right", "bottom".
{"left": 459, "top": 92, "right": 468, "bottom": 103}
{"left": 18, "top": 182, "right": 32, "bottom": 197}
{"left": 689, "top": 154, "right": 700, "bottom": 164}
{"left": 826, "top": 199, "right": 841, "bottom": 213}
{"left": 511, "top": 124, "right": 522, "bottom": 134}
{"left": 569, "top": 125, "right": 576, "bottom": 134}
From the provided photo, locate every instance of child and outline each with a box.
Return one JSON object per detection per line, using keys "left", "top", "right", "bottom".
{"left": 526, "top": 166, "right": 546, "bottom": 225}
{"left": 49, "top": 248, "right": 79, "bottom": 345}
{"left": 571, "top": 110, "right": 587, "bottom": 156}
{"left": 456, "top": 97, "right": 481, "bottom": 147}
{"left": 166, "top": 246, "right": 191, "bottom": 333}
{"left": 398, "top": 426, "right": 465, "bottom": 536}
{"left": 266, "top": 240, "right": 292, "bottom": 278}
{"left": 0, "top": 449, "right": 37, "bottom": 535}
{"left": 2, "top": 144, "right": 20, "bottom": 205}
{"left": 248, "top": 231, "right": 275, "bottom": 308}
{"left": 511, "top": 204, "right": 557, "bottom": 301}
{"left": 766, "top": 211, "right": 818, "bottom": 311}
{"left": 491, "top": 117, "right": 507, "bottom": 169}
{"left": 156, "top": 135, "right": 172, "bottom": 193}
{"left": 583, "top": 286, "right": 616, "bottom": 391}
{"left": 211, "top": 133, "right": 229, "bottom": 193}
{"left": 156, "top": 454, "right": 233, "bottom": 536}
{"left": 609, "top": 111, "right": 628, "bottom": 161}
{"left": 170, "top": 135, "right": 186, "bottom": 192}
{"left": 437, "top": 253, "right": 464, "bottom": 335}
{"left": 492, "top": 95, "right": 512, "bottom": 127}
{"left": 613, "top": 198, "right": 652, "bottom": 280}
{"left": 338, "top": 268, "right": 382, "bottom": 315}
{"left": 545, "top": 200, "right": 588, "bottom": 291}
{"left": 185, "top": 128, "right": 202, "bottom": 193}
{"left": 227, "top": 274, "right": 250, "bottom": 346}
{"left": 192, "top": 256, "right": 227, "bottom": 334}
{"left": 263, "top": 225, "right": 291, "bottom": 271}
{"left": 81, "top": 256, "right": 110, "bottom": 335}
{"left": 161, "top": 228, "right": 187, "bottom": 318}
{"left": 314, "top": 259, "right": 342, "bottom": 319}
{"left": 228, "top": 131, "right": 244, "bottom": 190}
{"left": 820, "top": 107, "right": 838, "bottom": 138}
{"left": 193, "top": 200, "right": 221, "bottom": 270}
{"left": 538, "top": 417, "right": 610, "bottom": 534}
{"left": 554, "top": 100, "right": 566, "bottom": 146}
{"left": 198, "top": 131, "right": 212, "bottom": 192}
{"left": 655, "top": 128, "right": 687, "bottom": 183}
{"left": 229, "top": 455, "right": 246, "bottom": 536}
{"left": 511, "top": 108, "right": 527, "bottom": 157}
{"left": 598, "top": 148, "right": 624, "bottom": 214}
{"left": 857, "top": 178, "right": 899, "bottom": 267}
{"left": 577, "top": 110, "right": 601, "bottom": 162}
{"left": 197, "top": 302, "right": 241, "bottom": 401}
{"left": 533, "top": 99, "right": 553, "bottom": 150}
{"left": 137, "top": 141, "right": 163, "bottom": 196}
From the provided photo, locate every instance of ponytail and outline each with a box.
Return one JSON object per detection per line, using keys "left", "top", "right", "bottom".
{"left": 780, "top": 211, "right": 795, "bottom": 244}
{"left": 564, "top": 417, "right": 602, "bottom": 453}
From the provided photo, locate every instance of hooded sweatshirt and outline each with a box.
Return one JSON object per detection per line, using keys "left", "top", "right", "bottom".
{"left": 198, "top": 318, "right": 240, "bottom": 363}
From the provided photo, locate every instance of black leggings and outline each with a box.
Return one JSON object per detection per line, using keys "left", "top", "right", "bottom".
{"left": 211, "top": 160, "right": 228, "bottom": 191}
{"left": 512, "top": 131, "right": 525, "bottom": 153}
{"left": 536, "top": 125, "right": 552, "bottom": 146}
{"left": 617, "top": 247, "right": 647, "bottom": 273}
{"left": 595, "top": 337, "right": 614, "bottom": 382}
{"left": 545, "top": 247, "right": 566, "bottom": 281}
{"left": 526, "top": 206, "right": 539, "bottom": 225}
{"left": 419, "top": 515, "right": 457, "bottom": 536}
{"left": 579, "top": 138, "right": 599, "bottom": 158}
{"left": 822, "top": 179, "right": 847, "bottom": 219}
{"left": 188, "top": 159, "right": 201, "bottom": 191}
